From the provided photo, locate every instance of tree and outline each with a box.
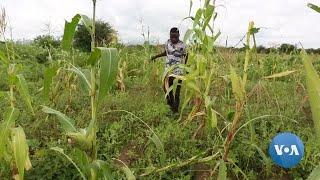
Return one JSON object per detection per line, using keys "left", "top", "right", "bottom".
{"left": 256, "top": 45, "right": 266, "bottom": 54}
{"left": 278, "top": 43, "right": 296, "bottom": 54}
{"left": 34, "top": 35, "right": 60, "bottom": 49}
{"left": 74, "top": 20, "right": 117, "bottom": 51}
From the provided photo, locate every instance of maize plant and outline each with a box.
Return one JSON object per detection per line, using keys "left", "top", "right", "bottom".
{"left": 41, "top": 0, "right": 124, "bottom": 179}
{"left": 303, "top": 3, "right": 320, "bottom": 139}
{"left": 0, "top": 8, "right": 33, "bottom": 180}
{"left": 42, "top": 14, "right": 91, "bottom": 108}
{"left": 223, "top": 21, "right": 259, "bottom": 161}
{"left": 301, "top": 50, "right": 320, "bottom": 138}
{"left": 303, "top": 4, "right": 320, "bottom": 179}
{"left": 176, "top": 0, "right": 220, "bottom": 138}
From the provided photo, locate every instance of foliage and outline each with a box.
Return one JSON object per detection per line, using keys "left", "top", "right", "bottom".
{"left": 41, "top": 1, "right": 120, "bottom": 179}
{"left": 74, "top": 20, "right": 117, "bottom": 52}
{"left": 179, "top": 0, "right": 220, "bottom": 137}
{"left": 34, "top": 35, "right": 60, "bottom": 49}
{"left": 1, "top": 1, "right": 320, "bottom": 179}
{"left": 0, "top": 8, "right": 33, "bottom": 179}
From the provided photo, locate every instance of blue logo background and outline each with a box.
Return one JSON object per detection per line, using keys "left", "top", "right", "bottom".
{"left": 268, "top": 132, "right": 304, "bottom": 168}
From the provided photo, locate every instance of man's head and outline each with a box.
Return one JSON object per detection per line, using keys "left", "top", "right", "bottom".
{"left": 170, "top": 27, "right": 180, "bottom": 44}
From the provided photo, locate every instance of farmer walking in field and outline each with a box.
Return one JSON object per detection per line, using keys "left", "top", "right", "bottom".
{"left": 151, "top": 27, "right": 188, "bottom": 113}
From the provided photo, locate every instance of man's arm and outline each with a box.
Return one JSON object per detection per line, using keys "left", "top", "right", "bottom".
{"left": 151, "top": 51, "right": 166, "bottom": 61}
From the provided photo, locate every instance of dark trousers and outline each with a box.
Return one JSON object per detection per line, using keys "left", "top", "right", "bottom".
{"left": 165, "top": 76, "right": 182, "bottom": 113}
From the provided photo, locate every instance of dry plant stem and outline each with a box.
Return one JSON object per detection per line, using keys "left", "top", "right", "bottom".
{"left": 184, "top": 96, "right": 202, "bottom": 126}
{"left": 192, "top": 116, "right": 205, "bottom": 139}
{"left": 139, "top": 150, "right": 219, "bottom": 177}
{"left": 223, "top": 101, "right": 245, "bottom": 161}
{"left": 222, "top": 22, "right": 254, "bottom": 161}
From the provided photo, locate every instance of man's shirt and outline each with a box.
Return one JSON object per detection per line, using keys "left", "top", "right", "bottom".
{"left": 165, "top": 39, "right": 187, "bottom": 76}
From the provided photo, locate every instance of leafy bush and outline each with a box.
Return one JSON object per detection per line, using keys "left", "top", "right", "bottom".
{"left": 34, "top": 35, "right": 60, "bottom": 49}
{"left": 74, "top": 20, "right": 117, "bottom": 52}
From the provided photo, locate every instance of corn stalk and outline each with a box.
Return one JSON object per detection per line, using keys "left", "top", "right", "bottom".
{"left": 180, "top": 0, "right": 220, "bottom": 137}
{"left": 223, "top": 21, "right": 258, "bottom": 161}
{"left": 42, "top": 0, "right": 120, "bottom": 179}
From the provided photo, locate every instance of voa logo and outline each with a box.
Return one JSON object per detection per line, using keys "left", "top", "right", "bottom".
{"left": 274, "top": 145, "right": 300, "bottom": 156}
{"left": 269, "top": 132, "right": 304, "bottom": 168}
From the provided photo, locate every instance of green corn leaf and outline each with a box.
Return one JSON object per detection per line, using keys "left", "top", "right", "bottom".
{"left": 308, "top": 164, "right": 320, "bottom": 180}
{"left": 249, "top": 143, "right": 272, "bottom": 171}
{"left": 72, "top": 149, "right": 90, "bottom": 175}
{"left": 61, "top": 14, "right": 81, "bottom": 51}
{"left": 2, "top": 107, "right": 20, "bottom": 130}
{"left": 0, "top": 107, "right": 20, "bottom": 160}
{"left": 194, "top": 9, "right": 203, "bottom": 28}
{"left": 229, "top": 68, "right": 245, "bottom": 102}
{"left": 0, "top": 49, "right": 9, "bottom": 64}
{"left": 97, "top": 48, "right": 118, "bottom": 104}
{"left": 203, "top": 5, "right": 215, "bottom": 29}
{"left": 87, "top": 47, "right": 101, "bottom": 66}
{"left": 186, "top": 81, "right": 201, "bottom": 93}
{"left": 308, "top": 3, "right": 320, "bottom": 13}
{"left": 148, "top": 133, "right": 164, "bottom": 152}
{"left": 204, "top": 95, "right": 213, "bottom": 108}
{"left": 121, "top": 166, "right": 136, "bottom": 180}
{"left": 80, "top": 14, "right": 93, "bottom": 34}
{"left": 301, "top": 50, "right": 320, "bottom": 138}
{"left": 86, "top": 119, "right": 96, "bottom": 144}
{"left": 208, "top": 108, "right": 217, "bottom": 128}
{"left": 66, "top": 66, "right": 91, "bottom": 92}
{"left": 78, "top": 69, "right": 91, "bottom": 94}
{"left": 194, "top": 29, "right": 204, "bottom": 41}
{"left": 250, "top": 27, "right": 260, "bottom": 35}
{"left": 204, "top": 0, "right": 211, "bottom": 7}
{"left": 11, "top": 127, "right": 32, "bottom": 180}
{"left": 67, "top": 120, "right": 96, "bottom": 151}
{"left": 184, "top": 29, "right": 194, "bottom": 43}
{"left": 218, "top": 160, "right": 227, "bottom": 180}
{"left": 51, "top": 147, "right": 87, "bottom": 180}
{"left": 90, "top": 160, "right": 113, "bottom": 180}
{"left": 43, "top": 66, "right": 58, "bottom": 102}
{"left": 41, "top": 106, "right": 77, "bottom": 133}
{"left": 67, "top": 129, "right": 92, "bottom": 151}
{"left": 15, "top": 74, "right": 34, "bottom": 115}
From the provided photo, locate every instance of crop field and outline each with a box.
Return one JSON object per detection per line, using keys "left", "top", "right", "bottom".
{"left": 1, "top": 0, "right": 320, "bottom": 180}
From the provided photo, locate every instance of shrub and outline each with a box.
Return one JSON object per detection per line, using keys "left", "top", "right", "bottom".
{"left": 74, "top": 20, "right": 117, "bottom": 52}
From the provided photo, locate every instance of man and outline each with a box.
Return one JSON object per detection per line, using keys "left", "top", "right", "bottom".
{"left": 151, "top": 27, "right": 187, "bottom": 113}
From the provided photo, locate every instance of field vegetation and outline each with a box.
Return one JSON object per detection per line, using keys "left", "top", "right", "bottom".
{"left": 1, "top": 1, "right": 320, "bottom": 179}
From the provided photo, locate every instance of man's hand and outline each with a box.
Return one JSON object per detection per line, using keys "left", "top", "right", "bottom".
{"left": 150, "top": 51, "right": 166, "bottom": 62}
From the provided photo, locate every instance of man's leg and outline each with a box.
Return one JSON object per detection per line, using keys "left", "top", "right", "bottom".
{"left": 173, "top": 79, "right": 182, "bottom": 113}
{"left": 166, "top": 76, "right": 175, "bottom": 110}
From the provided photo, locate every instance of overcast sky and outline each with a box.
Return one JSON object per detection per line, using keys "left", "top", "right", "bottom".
{"left": 1, "top": 0, "right": 320, "bottom": 48}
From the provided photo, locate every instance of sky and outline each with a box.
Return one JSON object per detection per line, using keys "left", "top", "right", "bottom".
{"left": 1, "top": 0, "right": 320, "bottom": 48}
